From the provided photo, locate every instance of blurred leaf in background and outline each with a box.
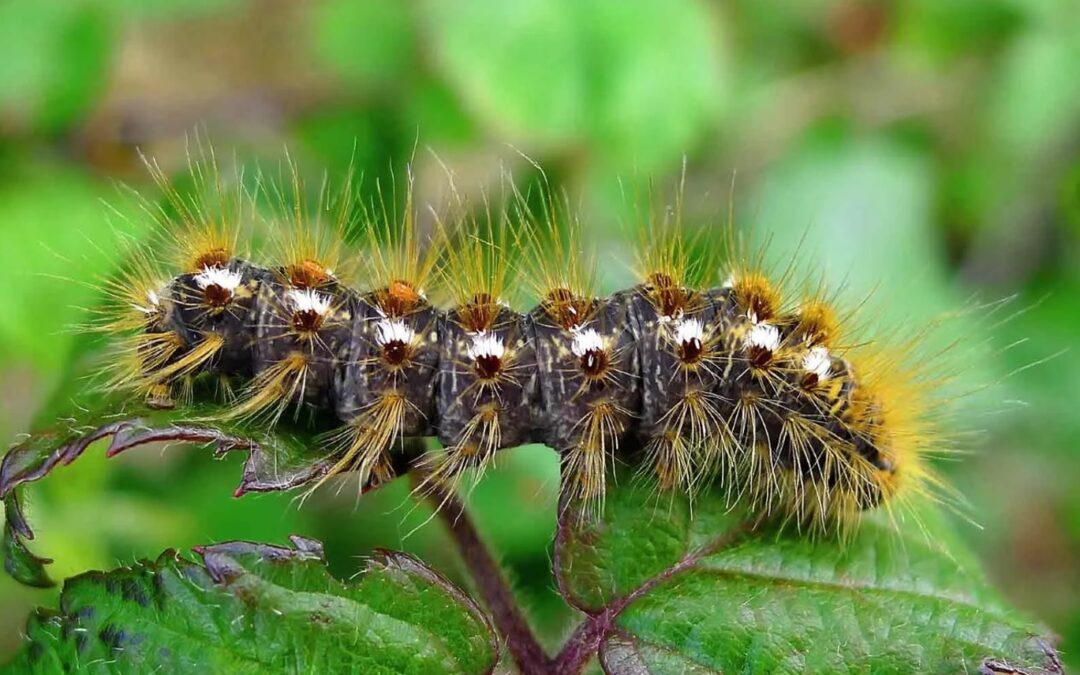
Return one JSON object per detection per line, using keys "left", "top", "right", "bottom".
{"left": 0, "top": 0, "right": 1077, "bottom": 669}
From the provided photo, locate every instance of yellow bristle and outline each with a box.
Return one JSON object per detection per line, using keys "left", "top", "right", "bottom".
{"left": 645, "top": 431, "right": 697, "bottom": 494}
{"left": 515, "top": 178, "right": 598, "bottom": 330}
{"left": 793, "top": 298, "right": 839, "bottom": 347}
{"left": 439, "top": 194, "right": 518, "bottom": 333}
{"left": 360, "top": 169, "right": 442, "bottom": 317}
{"left": 625, "top": 166, "right": 721, "bottom": 318}
{"left": 139, "top": 137, "right": 247, "bottom": 274}
{"left": 307, "top": 391, "right": 413, "bottom": 498}
{"left": 259, "top": 154, "right": 356, "bottom": 289}
{"left": 730, "top": 272, "right": 782, "bottom": 323}
{"left": 563, "top": 401, "right": 631, "bottom": 520}
{"left": 87, "top": 236, "right": 170, "bottom": 335}
{"left": 100, "top": 330, "right": 185, "bottom": 404}
{"left": 135, "top": 332, "right": 225, "bottom": 389}
{"left": 645, "top": 390, "right": 728, "bottom": 494}
{"left": 219, "top": 351, "right": 310, "bottom": 426}
{"left": 417, "top": 406, "right": 504, "bottom": 501}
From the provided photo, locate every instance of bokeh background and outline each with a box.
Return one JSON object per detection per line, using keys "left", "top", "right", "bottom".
{"left": 1, "top": 0, "right": 1078, "bottom": 668}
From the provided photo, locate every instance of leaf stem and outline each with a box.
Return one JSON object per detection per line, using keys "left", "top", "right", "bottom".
{"left": 551, "top": 510, "right": 762, "bottom": 674}
{"left": 424, "top": 480, "right": 553, "bottom": 675}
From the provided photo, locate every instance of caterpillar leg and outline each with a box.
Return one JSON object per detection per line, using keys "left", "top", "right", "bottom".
{"left": 309, "top": 391, "right": 412, "bottom": 497}
{"left": 562, "top": 401, "right": 629, "bottom": 520}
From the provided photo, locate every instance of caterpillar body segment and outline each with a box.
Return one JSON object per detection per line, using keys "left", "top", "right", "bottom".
{"left": 97, "top": 159, "right": 945, "bottom": 532}
{"left": 627, "top": 281, "right": 729, "bottom": 494}
{"left": 117, "top": 247, "right": 912, "bottom": 528}
{"left": 424, "top": 304, "right": 537, "bottom": 487}
{"left": 529, "top": 290, "right": 641, "bottom": 516}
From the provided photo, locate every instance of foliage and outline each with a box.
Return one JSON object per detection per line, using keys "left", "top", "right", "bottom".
{"left": 0, "top": 0, "right": 1078, "bottom": 671}
{"left": 2, "top": 536, "right": 496, "bottom": 674}
{"left": 0, "top": 368, "right": 1062, "bottom": 672}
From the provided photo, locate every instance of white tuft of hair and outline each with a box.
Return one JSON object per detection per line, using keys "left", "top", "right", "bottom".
{"left": 288, "top": 288, "right": 332, "bottom": 316}
{"left": 673, "top": 317, "right": 705, "bottom": 346}
{"left": 745, "top": 321, "right": 781, "bottom": 353}
{"left": 375, "top": 318, "right": 415, "bottom": 346}
{"left": 194, "top": 265, "right": 243, "bottom": 292}
{"left": 802, "top": 345, "right": 832, "bottom": 380}
{"left": 467, "top": 332, "right": 505, "bottom": 360}
{"left": 571, "top": 328, "right": 605, "bottom": 357}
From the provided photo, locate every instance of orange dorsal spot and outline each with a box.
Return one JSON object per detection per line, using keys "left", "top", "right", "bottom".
{"left": 289, "top": 259, "right": 332, "bottom": 289}
{"left": 202, "top": 284, "right": 233, "bottom": 308}
{"left": 377, "top": 279, "right": 421, "bottom": 316}
{"left": 461, "top": 293, "right": 497, "bottom": 332}
{"left": 192, "top": 248, "right": 231, "bottom": 272}
{"left": 543, "top": 287, "right": 591, "bottom": 330}
{"left": 733, "top": 274, "right": 779, "bottom": 321}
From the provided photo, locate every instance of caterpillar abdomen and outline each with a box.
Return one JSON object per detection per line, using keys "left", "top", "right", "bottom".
{"left": 130, "top": 259, "right": 897, "bottom": 525}
{"left": 97, "top": 153, "right": 941, "bottom": 530}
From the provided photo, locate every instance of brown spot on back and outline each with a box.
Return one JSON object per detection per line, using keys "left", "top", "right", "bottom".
{"left": 292, "top": 309, "right": 324, "bottom": 333}
{"left": 289, "top": 260, "right": 332, "bottom": 289}
{"left": 579, "top": 348, "right": 610, "bottom": 379}
{"left": 193, "top": 248, "right": 231, "bottom": 271}
{"left": 382, "top": 340, "right": 410, "bottom": 366}
{"left": 474, "top": 353, "right": 502, "bottom": 380}
{"left": 678, "top": 336, "right": 704, "bottom": 364}
{"left": 748, "top": 345, "right": 774, "bottom": 369}
{"left": 202, "top": 284, "right": 233, "bottom": 308}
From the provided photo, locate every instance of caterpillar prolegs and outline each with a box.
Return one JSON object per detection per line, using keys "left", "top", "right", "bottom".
{"left": 100, "top": 151, "right": 944, "bottom": 531}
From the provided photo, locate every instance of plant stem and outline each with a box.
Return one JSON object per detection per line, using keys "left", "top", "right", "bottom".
{"left": 425, "top": 480, "right": 553, "bottom": 675}
{"left": 550, "top": 512, "right": 762, "bottom": 674}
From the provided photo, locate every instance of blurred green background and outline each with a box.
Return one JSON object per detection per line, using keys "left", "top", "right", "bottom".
{"left": 0, "top": 0, "right": 1078, "bottom": 668}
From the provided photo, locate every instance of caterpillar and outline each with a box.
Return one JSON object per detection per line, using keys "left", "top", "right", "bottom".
{"left": 90, "top": 146, "right": 949, "bottom": 532}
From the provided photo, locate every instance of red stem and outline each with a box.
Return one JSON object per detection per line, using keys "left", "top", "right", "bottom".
{"left": 427, "top": 481, "right": 553, "bottom": 675}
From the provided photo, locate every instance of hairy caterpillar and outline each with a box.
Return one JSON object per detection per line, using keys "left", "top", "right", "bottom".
{"left": 87, "top": 146, "right": 949, "bottom": 532}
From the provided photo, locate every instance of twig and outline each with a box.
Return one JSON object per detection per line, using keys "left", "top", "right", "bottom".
{"left": 423, "top": 479, "right": 553, "bottom": 675}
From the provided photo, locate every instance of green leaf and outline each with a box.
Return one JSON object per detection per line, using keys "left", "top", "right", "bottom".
{"left": 554, "top": 476, "right": 1063, "bottom": 674}
{"left": 0, "top": 347, "right": 413, "bottom": 587}
{"left": 313, "top": 0, "right": 415, "bottom": 88}
{"left": 2, "top": 494, "right": 52, "bottom": 589}
{"left": 426, "top": 0, "right": 726, "bottom": 169}
{"left": 0, "top": 1, "right": 114, "bottom": 133}
{"left": 2, "top": 536, "right": 497, "bottom": 674}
